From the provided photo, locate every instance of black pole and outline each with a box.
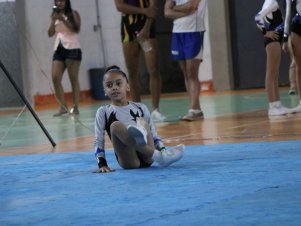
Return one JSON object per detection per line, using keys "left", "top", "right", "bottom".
{"left": 0, "top": 60, "right": 56, "bottom": 147}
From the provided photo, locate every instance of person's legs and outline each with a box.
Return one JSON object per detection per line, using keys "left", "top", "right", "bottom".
{"left": 126, "top": 118, "right": 184, "bottom": 167}
{"left": 143, "top": 39, "right": 161, "bottom": 111}
{"left": 122, "top": 41, "right": 141, "bottom": 102}
{"left": 52, "top": 60, "right": 68, "bottom": 115}
{"left": 110, "top": 120, "right": 154, "bottom": 169}
{"left": 185, "top": 59, "right": 202, "bottom": 110}
{"left": 66, "top": 60, "right": 81, "bottom": 114}
{"left": 291, "top": 32, "right": 301, "bottom": 112}
{"left": 288, "top": 37, "right": 298, "bottom": 94}
{"left": 265, "top": 41, "right": 291, "bottom": 116}
{"left": 179, "top": 59, "right": 203, "bottom": 121}
{"left": 178, "top": 60, "right": 189, "bottom": 93}
{"left": 265, "top": 42, "right": 281, "bottom": 103}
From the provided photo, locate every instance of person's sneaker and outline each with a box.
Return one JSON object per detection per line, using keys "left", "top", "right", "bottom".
{"left": 53, "top": 109, "right": 69, "bottom": 117}
{"left": 70, "top": 106, "right": 79, "bottom": 115}
{"left": 127, "top": 118, "right": 148, "bottom": 146}
{"left": 268, "top": 105, "right": 291, "bottom": 116}
{"left": 289, "top": 104, "right": 301, "bottom": 114}
{"left": 181, "top": 109, "right": 204, "bottom": 121}
{"left": 151, "top": 109, "right": 166, "bottom": 122}
{"left": 152, "top": 144, "right": 184, "bottom": 167}
{"left": 288, "top": 88, "right": 297, "bottom": 95}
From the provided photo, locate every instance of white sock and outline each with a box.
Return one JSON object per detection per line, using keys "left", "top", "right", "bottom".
{"left": 189, "top": 109, "right": 202, "bottom": 113}
{"left": 269, "top": 101, "right": 281, "bottom": 109}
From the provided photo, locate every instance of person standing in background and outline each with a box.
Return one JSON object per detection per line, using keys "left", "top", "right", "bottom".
{"left": 48, "top": 0, "right": 82, "bottom": 116}
{"left": 284, "top": 0, "right": 298, "bottom": 95}
{"left": 288, "top": 36, "right": 298, "bottom": 95}
{"left": 164, "top": 0, "right": 207, "bottom": 121}
{"left": 283, "top": 0, "right": 301, "bottom": 112}
{"left": 255, "top": 0, "right": 292, "bottom": 116}
{"left": 114, "top": 0, "right": 166, "bottom": 122}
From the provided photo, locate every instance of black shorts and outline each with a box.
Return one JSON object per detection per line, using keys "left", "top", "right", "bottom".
{"left": 52, "top": 43, "right": 82, "bottom": 62}
{"left": 121, "top": 14, "right": 156, "bottom": 43}
{"left": 291, "top": 14, "right": 301, "bottom": 37}
{"left": 115, "top": 152, "right": 152, "bottom": 168}
{"left": 263, "top": 30, "right": 283, "bottom": 48}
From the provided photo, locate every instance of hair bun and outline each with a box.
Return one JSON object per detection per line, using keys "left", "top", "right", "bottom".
{"left": 104, "top": 65, "right": 128, "bottom": 82}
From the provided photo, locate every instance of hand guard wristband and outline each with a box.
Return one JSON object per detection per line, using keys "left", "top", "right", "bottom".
{"left": 97, "top": 157, "right": 108, "bottom": 168}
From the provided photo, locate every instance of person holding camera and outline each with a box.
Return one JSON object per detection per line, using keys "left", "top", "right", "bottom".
{"left": 48, "top": 0, "right": 82, "bottom": 116}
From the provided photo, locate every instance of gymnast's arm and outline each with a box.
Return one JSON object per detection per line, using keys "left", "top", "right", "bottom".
{"left": 94, "top": 107, "right": 115, "bottom": 173}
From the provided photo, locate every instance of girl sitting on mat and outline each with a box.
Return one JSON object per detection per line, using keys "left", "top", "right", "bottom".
{"left": 93, "top": 65, "right": 184, "bottom": 173}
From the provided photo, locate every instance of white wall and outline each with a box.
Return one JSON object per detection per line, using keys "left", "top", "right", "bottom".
{"left": 201, "top": 7, "right": 212, "bottom": 82}
{"left": 17, "top": 0, "right": 212, "bottom": 104}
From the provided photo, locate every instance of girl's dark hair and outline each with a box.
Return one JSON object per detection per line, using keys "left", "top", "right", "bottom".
{"left": 105, "top": 65, "right": 128, "bottom": 82}
{"left": 54, "top": 0, "right": 79, "bottom": 32}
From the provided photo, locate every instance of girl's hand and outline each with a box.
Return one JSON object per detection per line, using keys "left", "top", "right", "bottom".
{"left": 264, "top": 31, "right": 279, "bottom": 40}
{"left": 189, "top": 0, "right": 201, "bottom": 11}
{"left": 51, "top": 12, "right": 64, "bottom": 21}
{"left": 136, "top": 27, "right": 150, "bottom": 40}
{"left": 93, "top": 166, "right": 115, "bottom": 173}
{"left": 282, "top": 42, "right": 289, "bottom": 53}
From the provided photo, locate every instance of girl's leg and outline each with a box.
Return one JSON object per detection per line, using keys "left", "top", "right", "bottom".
{"left": 66, "top": 60, "right": 81, "bottom": 112}
{"left": 265, "top": 42, "right": 281, "bottom": 103}
{"left": 185, "top": 59, "right": 202, "bottom": 110}
{"left": 178, "top": 60, "right": 189, "bottom": 94}
{"left": 52, "top": 60, "right": 67, "bottom": 113}
{"left": 143, "top": 39, "right": 161, "bottom": 111}
{"left": 110, "top": 121, "right": 154, "bottom": 169}
{"left": 179, "top": 59, "right": 203, "bottom": 120}
{"left": 291, "top": 32, "right": 301, "bottom": 101}
{"left": 122, "top": 41, "right": 141, "bottom": 102}
{"left": 288, "top": 37, "right": 297, "bottom": 93}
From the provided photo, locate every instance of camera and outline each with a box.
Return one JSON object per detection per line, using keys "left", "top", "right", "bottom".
{"left": 52, "top": 6, "right": 60, "bottom": 14}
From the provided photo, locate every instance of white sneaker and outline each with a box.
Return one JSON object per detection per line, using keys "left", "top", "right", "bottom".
{"left": 290, "top": 104, "right": 301, "bottom": 114}
{"left": 152, "top": 144, "right": 184, "bottom": 167}
{"left": 268, "top": 105, "right": 291, "bottom": 116}
{"left": 127, "top": 118, "right": 148, "bottom": 146}
{"left": 151, "top": 109, "right": 166, "bottom": 122}
{"left": 288, "top": 88, "right": 297, "bottom": 95}
{"left": 181, "top": 109, "right": 204, "bottom": 121}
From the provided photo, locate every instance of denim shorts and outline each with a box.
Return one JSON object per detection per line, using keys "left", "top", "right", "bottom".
{"left": 52, "top": 43, "right": 82, "bottom": 61}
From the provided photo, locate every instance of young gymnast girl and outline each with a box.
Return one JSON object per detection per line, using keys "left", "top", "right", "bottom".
{"left": 93, "top": 66, "right": 184, "bottom": 173}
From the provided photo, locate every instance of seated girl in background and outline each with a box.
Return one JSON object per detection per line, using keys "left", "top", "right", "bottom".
{"left": 94, "top": 66, "right": 184, "bottom": 173}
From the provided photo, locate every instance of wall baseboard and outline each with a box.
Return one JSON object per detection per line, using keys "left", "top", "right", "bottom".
{"left": 34, "top": 81, "right": 214, "bottom": 106}
{"left": 34, "top": 90, "right": 92, "bottom": 106}
{"left": 200, "top": 80, "right": 213, "bottom": 92}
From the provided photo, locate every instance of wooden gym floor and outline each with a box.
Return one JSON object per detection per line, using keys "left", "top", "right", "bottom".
{"left": 0, "top": 88, "right": 301, "bottom": 156}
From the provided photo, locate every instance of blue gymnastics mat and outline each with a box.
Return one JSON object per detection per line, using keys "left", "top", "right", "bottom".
{"left": 1, "top": 140, "right": 301, "bottom": 226}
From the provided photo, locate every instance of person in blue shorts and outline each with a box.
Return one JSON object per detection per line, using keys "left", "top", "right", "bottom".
{"left": 164, "top": 0, "right": 207, "bottom": 121}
